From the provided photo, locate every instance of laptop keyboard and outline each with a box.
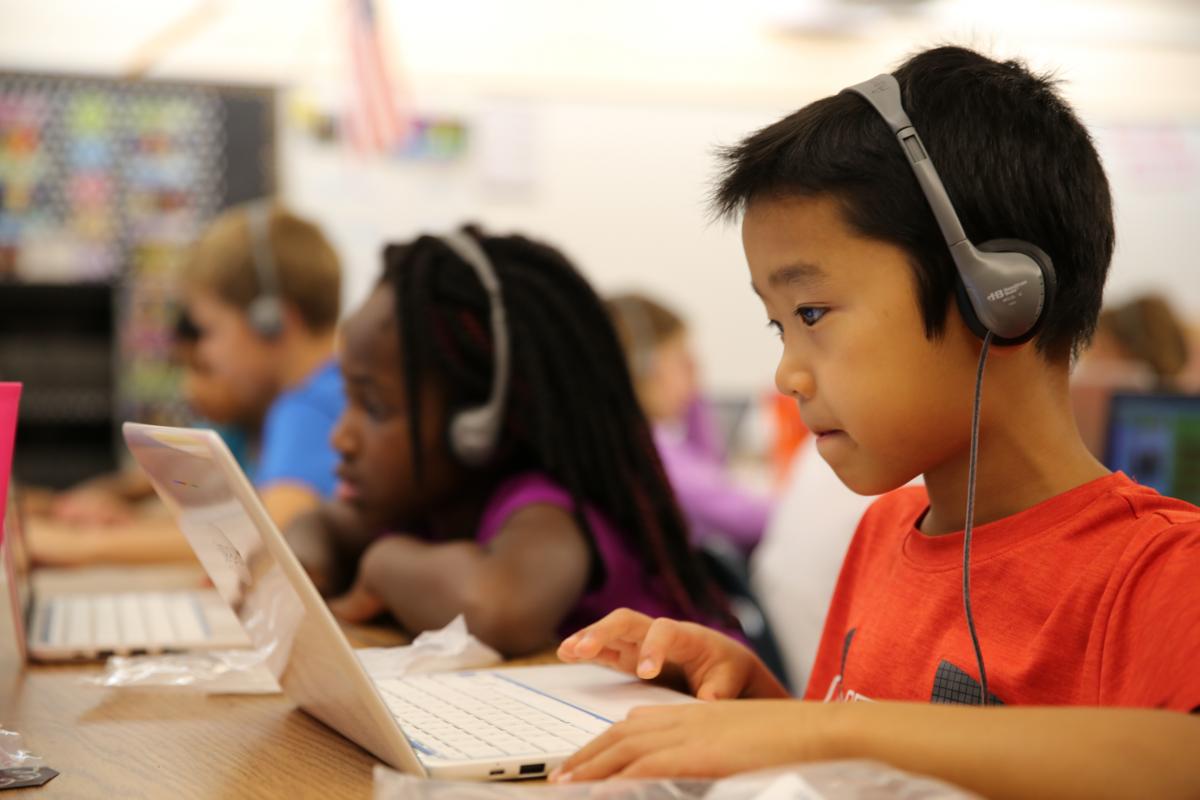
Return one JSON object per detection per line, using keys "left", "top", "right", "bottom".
{"left": 41, "top": 592, "right": 211, "bottom": 651}
{"left": 377, "top": 672, "right": 611, "bottom": 761}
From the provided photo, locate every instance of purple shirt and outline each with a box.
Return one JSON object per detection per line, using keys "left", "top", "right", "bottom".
{"left": 655, "top": 397, "right": 772, "bottom": 551}
{"left": 476, "top": 472, "right": 699, "bottom": 637}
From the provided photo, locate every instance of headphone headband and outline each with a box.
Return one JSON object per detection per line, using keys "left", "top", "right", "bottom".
{"left": 842, "top": 74, "right": 1053, "bottom": 344}
{"left": 438, "top": 231, "right": 511, "bottom": 466}
{"left": 245, "top": 200, "right": 284, "bottom": 338}
{"left": 845, "top": 75, "right": 968, "bottom": 250}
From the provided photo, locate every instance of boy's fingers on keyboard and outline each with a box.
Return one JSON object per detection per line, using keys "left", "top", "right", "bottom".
{"left": 696, "top": 661, "right": 746, "bottom": 700}
{"left": 552, "top": 717, "right": 643, "bottom": 779}
{"left": 592, "top": 645, "right": 632, "bottom": 671}
{"left": 554, "top": 714, "right": 688, "bottom": 783}
{"left": 559, "top": 609, "right": 653, "bottom": 660}
{"left": 637, "top": 617, "right": 698, "bottom": 680}
{"left": 626, "top": 704, "right": 678, "bottom": 722}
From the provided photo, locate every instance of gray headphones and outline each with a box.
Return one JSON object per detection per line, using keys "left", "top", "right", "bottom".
{"left": 246, "top": 201, "right": 285, "bottom": 339}
{"left": 844, "top": 74, "right": 1056, "bottom": 345}
{"left": 438, "top": 231, "right": 511, "bottom": 467}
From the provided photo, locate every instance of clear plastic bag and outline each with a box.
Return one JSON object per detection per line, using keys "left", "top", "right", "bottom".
{"left": 88, "top": 613, "right": 499, "bottom": 693}
{"left": 0, "top": 726, "right": 43, "bottom": 770}
{"left": 85, "top": 559, "right": 304, "bottom": 693}
{"left": 372, "top": 761, "right": 981, "bottom": 800}
{"left": 87, "top": 647, "right": 283, "bottom": 693}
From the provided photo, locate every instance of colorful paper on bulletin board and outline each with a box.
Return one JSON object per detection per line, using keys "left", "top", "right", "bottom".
{"left": 0, "top": 382, "right": 21, "bottom": 545}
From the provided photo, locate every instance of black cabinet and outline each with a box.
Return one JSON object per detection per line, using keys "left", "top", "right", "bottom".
{"left": 0, "top": 282, "right": 115, "bottom": 487}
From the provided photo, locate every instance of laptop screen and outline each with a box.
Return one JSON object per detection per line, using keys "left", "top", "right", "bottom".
{"left": 1104, "top": 392, "right": 1200, "bottom": 505}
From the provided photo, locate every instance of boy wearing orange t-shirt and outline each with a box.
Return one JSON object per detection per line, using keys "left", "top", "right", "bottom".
{"left": 551, "top": 46, "right": 1200, "bottom": 798}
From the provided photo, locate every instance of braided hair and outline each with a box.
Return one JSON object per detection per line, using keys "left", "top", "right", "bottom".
{"left": 380, "top": 228, "right": 721, "bottom": 619}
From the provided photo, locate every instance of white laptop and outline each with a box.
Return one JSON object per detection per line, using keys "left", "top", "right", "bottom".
{"left": 1, "top": 485, "right": 248, "bottom": 661}
{"left": 124, "top": 422, "right": 694, "bottom": 780}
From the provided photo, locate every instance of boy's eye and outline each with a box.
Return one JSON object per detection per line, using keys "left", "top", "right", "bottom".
{"left": 767, "top": 320, "right": 783, "bottom": 340}
{"left": 795, "top": 306, "right": 828, "bottom": 327}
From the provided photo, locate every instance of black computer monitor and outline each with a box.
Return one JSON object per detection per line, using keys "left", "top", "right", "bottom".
{"left": 1104, "top": 392, "right": 1200, "bottom": 505}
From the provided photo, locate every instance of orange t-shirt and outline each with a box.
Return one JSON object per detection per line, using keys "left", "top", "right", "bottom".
{"left": 804, "top": 473, "right": 1200, "bottom": 711}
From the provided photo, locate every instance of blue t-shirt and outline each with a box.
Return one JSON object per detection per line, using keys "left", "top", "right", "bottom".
{"left": 217, "top": 425, "right": 257, "bottom": 476}
{"left": 255, "top": 359, "right": 344, "bottom": 498}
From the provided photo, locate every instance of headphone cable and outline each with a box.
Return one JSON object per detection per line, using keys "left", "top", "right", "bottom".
{"left": 964, "top": 331, "right": 992, "bottom": 706}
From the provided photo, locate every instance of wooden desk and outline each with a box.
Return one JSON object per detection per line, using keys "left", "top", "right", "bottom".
{"left": 0, "top": 566, "right": 555, "bottom": 799}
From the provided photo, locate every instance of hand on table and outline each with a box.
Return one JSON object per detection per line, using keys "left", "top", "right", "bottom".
{"left": 328, "top": 580, "right": 386, "bottom": 623}
{"left": 557, "top": 608, "right": 789, "bottom": 701}
{"left": 24, "top": 518, "right": 105, "bottom": 566}
{"left": 49, "top": 487, "right": 135, "bottom": 526}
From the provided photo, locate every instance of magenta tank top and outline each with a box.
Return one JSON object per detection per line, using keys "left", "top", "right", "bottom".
{"left": 476, "top": 472, "right": 698, "bottom": 637}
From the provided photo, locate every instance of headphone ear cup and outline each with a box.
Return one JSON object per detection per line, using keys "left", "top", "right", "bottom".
{"left": 953, "top": 274, "right": 991, "bottom": 342}
{"left": 977, "top": 238, "right": 1056, "bottom": 346}
{"left": 954, "top": 238, "right": 1055, "bottom": 346}
{"left": 248, "top": 295, "right": 284, "bottom": 339}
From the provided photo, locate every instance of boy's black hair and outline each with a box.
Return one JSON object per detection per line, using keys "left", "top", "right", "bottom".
{"left": 713, "top": 45, "right": 1114, "bottom": 361}
{"left": 380, "top": 228, "right": 724, "bottom": 620}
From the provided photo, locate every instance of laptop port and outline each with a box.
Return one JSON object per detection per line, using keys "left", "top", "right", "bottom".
{"left": 519, "top": 763, "right": 545, "bottom": 776}
{"left": 488, "top": 769, "right": 504, "bottom": 776}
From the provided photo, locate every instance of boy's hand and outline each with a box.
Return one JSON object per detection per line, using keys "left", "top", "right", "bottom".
{"left": 50, "top": 488, "right": 134, "bottom": 526}
{"left": 24, "top": 518, "right": 103, "bottom": 566}
{"left": 550, "top": 701, "right": 828, "bottom": 782}
{"left": 556, "top": 609, "right": 789, "bottom": 701}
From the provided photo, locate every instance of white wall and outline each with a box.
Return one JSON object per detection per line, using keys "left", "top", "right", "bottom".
{"left": 283, "top": 98, "right": 790, "bottom": 392}
{"left": 3, "top": 0, "right": 1200, "bottom": 391}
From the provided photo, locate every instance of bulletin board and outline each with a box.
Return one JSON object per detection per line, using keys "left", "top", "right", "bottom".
{"left": 0, "top": 71, "right": 275, "bottom": 483}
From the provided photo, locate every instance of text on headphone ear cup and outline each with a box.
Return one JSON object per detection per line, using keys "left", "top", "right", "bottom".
{"left": 977, "top": 238, "right": 1056, "bottom": 345}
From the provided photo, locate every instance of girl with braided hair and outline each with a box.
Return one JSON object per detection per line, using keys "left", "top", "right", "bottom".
{"left": 286, "top": 227, "right": 731, "bottom": 656}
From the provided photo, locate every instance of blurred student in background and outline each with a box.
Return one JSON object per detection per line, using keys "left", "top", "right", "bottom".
{"left": 285, "top": 228, "right": 733, "bottom": 656}
{"left": 46, "top": 311, "right": 264, "bottom": 527}
{"left": 606, "top": 293, "right": 773, "bottom": 554}
{"left": 28, "top": 201, "right": 345, "bottom": 564}
{"left": 1071, "top": 293, "right": 1193, "bottom": 455}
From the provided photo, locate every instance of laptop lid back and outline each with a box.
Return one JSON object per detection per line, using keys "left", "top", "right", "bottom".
{"left": 122, "top": 422, "right": 423, "bottom": 773}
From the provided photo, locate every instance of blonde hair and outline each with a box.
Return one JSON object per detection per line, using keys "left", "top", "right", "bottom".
{"left": 1098, "top": 294, "right": 1189, "bottom": 388}
{"left": 606, "top": 292, "right": 686, "bottom": 378}
{"left": 180, "top": 201, "right": 341, "bottom": 332}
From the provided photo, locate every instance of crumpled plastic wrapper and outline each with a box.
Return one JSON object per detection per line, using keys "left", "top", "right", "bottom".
{"left": 355, "top": 615, "right": 501, "bottom": 680}
{"left": 372, "top": 760, "right": 981, "bottom": 799}
{"left": 88, "top": 613, "right": 500, "bottom": 694}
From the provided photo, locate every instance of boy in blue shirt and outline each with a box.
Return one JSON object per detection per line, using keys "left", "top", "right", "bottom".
{"left": 34, "top": 202, "right": 344, "bottom": 563}
{"left": 180, "top": 201, "right": 345, "bottom": 529}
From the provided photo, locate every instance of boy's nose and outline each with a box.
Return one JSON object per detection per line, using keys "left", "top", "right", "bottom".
{"left": 775, "top": 356, "right": 816, "bottom": 401}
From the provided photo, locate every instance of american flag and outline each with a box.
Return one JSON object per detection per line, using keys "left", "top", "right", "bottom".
{"left": 343, "top": 0, "right": 409, "bottom": 154}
